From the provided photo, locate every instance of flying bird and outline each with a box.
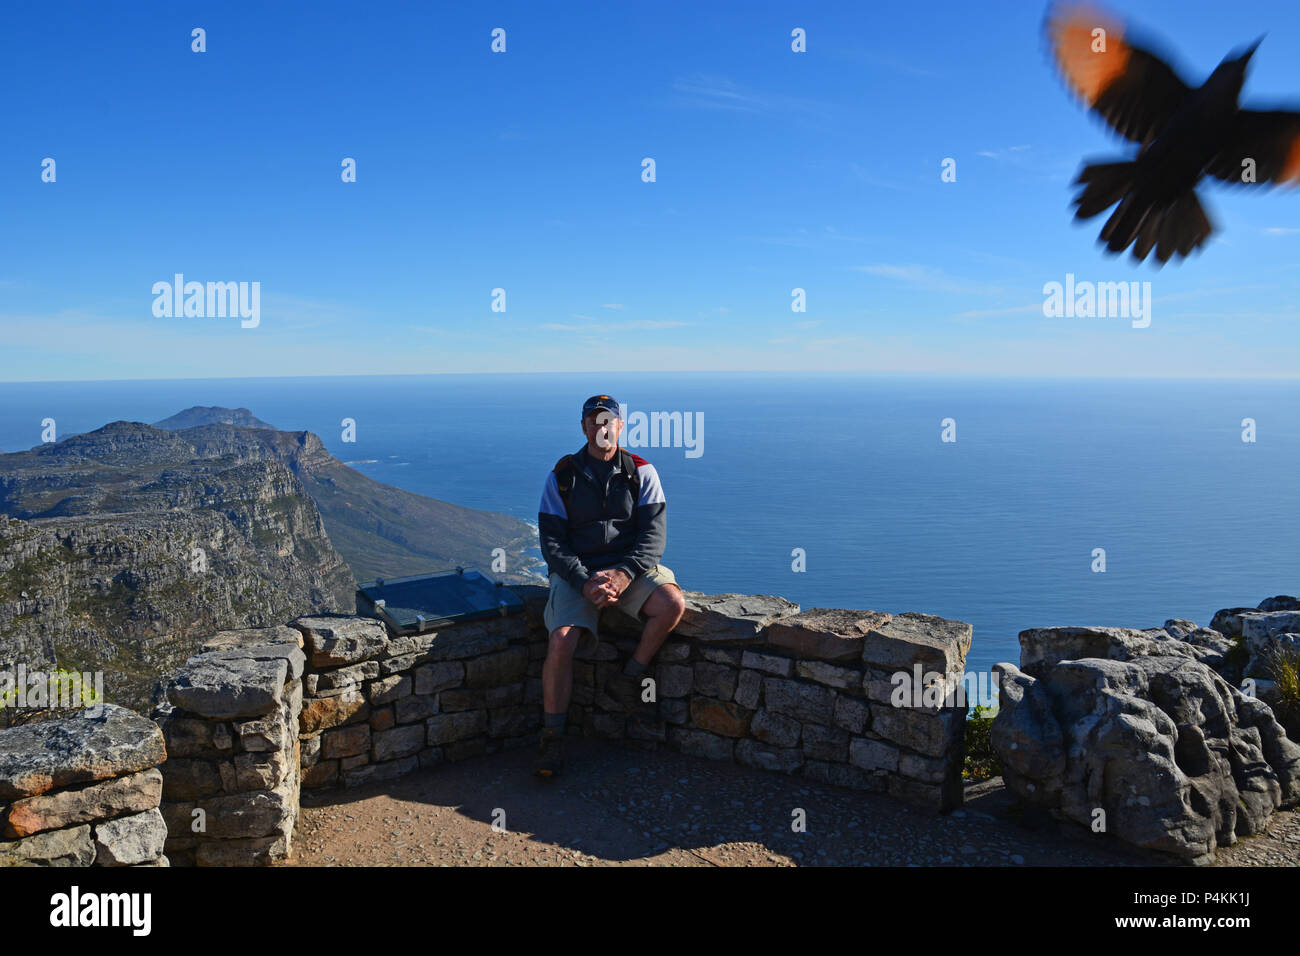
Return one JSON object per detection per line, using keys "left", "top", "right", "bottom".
{"left": 1045, "top": 2, "right": 1300, "bottom": 264}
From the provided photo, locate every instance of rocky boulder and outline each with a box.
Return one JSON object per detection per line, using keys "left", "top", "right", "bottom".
{"left": 992, "top": 645, "right": 1300, "bottom": 864}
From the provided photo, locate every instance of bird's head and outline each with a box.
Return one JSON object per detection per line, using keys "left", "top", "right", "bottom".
{"left": 1211, "top": 35, "right": 1264, "bottom": 98}
{"left": 1233, "top": 35, "right": 1265, "bottom": 68}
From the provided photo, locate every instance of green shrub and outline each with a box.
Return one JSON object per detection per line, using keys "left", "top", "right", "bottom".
{"left": 963, "top": 702, "right": 1003, "bottom": 781}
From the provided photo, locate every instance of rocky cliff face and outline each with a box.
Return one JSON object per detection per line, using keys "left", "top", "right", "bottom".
{"left": 152, "top": 415, "right": 545, "bottom": 586}
{"left": 0, "top": 422, "right": 356, "bottom": 712}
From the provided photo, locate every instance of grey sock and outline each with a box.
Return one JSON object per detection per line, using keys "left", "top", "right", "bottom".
{"left": 623, "top": 658, "right": 646, "bottom": 677}
{"left": 543, "top": 711, "right": 566, "bottom": 729}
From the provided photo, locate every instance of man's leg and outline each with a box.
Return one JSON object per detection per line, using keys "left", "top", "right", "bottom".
{"left": 542, "top": 624, "right": 585, "bottom": 719}
{"left": 631, "top": 583, "right": 686, "bottom": 668}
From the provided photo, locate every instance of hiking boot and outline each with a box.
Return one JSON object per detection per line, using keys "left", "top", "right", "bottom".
{"left": 533, "top": 728, "right": 565, "bottom": 777}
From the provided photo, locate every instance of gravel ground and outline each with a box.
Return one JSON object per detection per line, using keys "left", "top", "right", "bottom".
{"left": 277, "top": 736, "right": 1300, "bottom": 867}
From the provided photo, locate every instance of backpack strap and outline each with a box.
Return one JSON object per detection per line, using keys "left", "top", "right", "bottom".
{"left": 553, "top": 455, "right": 577, "bottom": 513}
{"left": 553, "top": 449, "right": 641, "bottom": 514}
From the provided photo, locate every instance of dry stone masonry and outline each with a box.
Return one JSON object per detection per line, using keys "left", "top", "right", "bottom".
{"left": 154, "top": 625, "right": 304, "bottom": 866}
{"left": 0, "top": 704, "right": 168, "bottom": 866}
{"left": 3, "top": 584, "right": 974, "bottom": 866}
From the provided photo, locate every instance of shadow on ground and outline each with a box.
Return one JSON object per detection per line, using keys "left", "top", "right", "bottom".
{"left": 277, "top": 737, "right": 1221, "bottom": 867}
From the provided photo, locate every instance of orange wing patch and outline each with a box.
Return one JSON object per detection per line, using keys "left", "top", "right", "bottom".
{"left": 1047, "top": 3, "right": 1133, "bottom": 106}
{"left": 1283, "top": 135, "right": 1300, "bottom": 183}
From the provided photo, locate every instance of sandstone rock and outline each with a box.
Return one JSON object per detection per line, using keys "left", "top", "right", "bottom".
{"left": 372, "top": 724, "right": 426, "bottom": 762}
{"left": 0, "top": 823, "right": 95, "bottom": 866}
{"left": 1018, "top": 625, "right": 1210, "bottom": 677}
{"left": 870, "top": 703, "right": 962, "bottom": 758}
{"left": 464, "top": 647, "right": 528, "bottom": 687}
{"left": 736, "top": 738, "right": 803, "bottom": 773}
{"left": 849, "top": 737, "right": 899, "bottom": 773}
{"left": 161, "top": 758, "right": 223, "bottom": 800}
{"left": 795, "top": 660, "right": 860, "bottom": 689}
{"left": 168, "top": 655, "right": 288, "bottom": 720}
{"left": 764, "top": 609, "right": 892, "bottom": 661}
{"left": 750, "top": 709, "right": 801, "bottom": 748}
{"left": 1240, "top": 611, "right": 1300, "bottom": 679}
{"left": 234, "top": 750, "right": 288, "bottom": 791}
{"left": 394, "top": 695, "right": 437, "bottom": 724}
{"left": 1209, "top": 607, "right": 1258, "bottom": 639}
{"left": 860, "top": 612, "right": 971, "bottom": 674}
{"left": 369, "top": 674, "right": 411, "bottom": 705}
{"left": 1258, "top": 595, "right": 1300, "bottom": 613}
{"left": 762, "top": 678, "right": 835, "bottom": 724}
{"left": 740, "top": 650, "right": 792, "bottom": 676}
{"left": 196, "top": 625, "right": 306, "bottom": 680}
{"left": 667, "top": 726, "right": 734, "bottom": 761}
{"left": 991, "top": 655, "right": 1300, "bottom": 863}
{"left": 292, "top": 616, "right": 390, "bottom": 667}
{"left": 0, "top": 704, "right": 165, "bottom": 800}
{"left": 93, "top": 808, "right": 167, "bottom": 865}
{"left": 801, "top": 723, "right": 849, "bottom": 761}
{"left": 322, "top": 725, "right": 370, "bottom": 760}
{"left": 733, "top": 670, "right": 762, "bottom": 710}
{"left": 674, "top": 592, "right": 800, "bottom": 643}
{"left": 310, "top": 661, "right": 380, "bottom": 692}
{"left": 423, "top": 628, "right": 509, "bottom": 662}
{"left": 413, "top": 661, "right": 464, "bottom": 695}
{"left": 200, "top": 784, "right": 296, "bottom": 839}
{"left": 426, "top": 710, "right": 486, "bottom": 745}
{"left": 298, "top": 694, "right": 368, "bottom": 735}
{"left": 689, "top": 698, "right": 752, "bottom": 737}
{"left": 832, "top": 694, "right": 870, "bottom": 734}
{"left": 3, "top": 768, "right": 163, "bottom": 838}
{"left": 693, "top": 662, "right": 737, "bottom": 699}
{"left": 655, "top": 663, "right": 693, "bottom": 698}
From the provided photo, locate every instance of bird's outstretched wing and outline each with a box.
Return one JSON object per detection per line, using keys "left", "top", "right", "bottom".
{"left": 1045, "top": 2, "right": 1191, "bottom": 146}
{"left": 1205, "top": 109, "right": 1300, "bottom": 186}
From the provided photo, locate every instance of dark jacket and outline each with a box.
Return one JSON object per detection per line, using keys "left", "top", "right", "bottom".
{"left": 537, "top": 443, "right": 667, "bottom": 592}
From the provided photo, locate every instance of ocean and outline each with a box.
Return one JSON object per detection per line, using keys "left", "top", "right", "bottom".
{"left": 2, "top": 371, "right": 1296, "bottom": 702}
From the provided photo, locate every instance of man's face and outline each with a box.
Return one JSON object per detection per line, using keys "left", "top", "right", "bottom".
{"left": 582, "top": 410, "right": 623, "bottom": 451}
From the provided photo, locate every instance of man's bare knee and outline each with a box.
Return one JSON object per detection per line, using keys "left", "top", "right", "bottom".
{"left": 548, "top": 626, "right": 584, "bottom": 659}
{"left": 644, "top": 584, "right": 686, "bottom": 624}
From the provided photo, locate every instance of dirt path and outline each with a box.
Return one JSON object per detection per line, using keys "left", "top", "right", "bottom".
{"left": 277, "top": 736, "right": 1300, "bottom": 867}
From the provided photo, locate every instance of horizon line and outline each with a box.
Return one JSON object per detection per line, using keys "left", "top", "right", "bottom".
{"left": 2, "top": 370, "right": 1298, "bottom": 386}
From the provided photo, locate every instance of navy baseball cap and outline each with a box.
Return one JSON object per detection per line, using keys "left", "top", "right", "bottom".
{"left": 582, "top": 394, "right": 622, "bottom": 418}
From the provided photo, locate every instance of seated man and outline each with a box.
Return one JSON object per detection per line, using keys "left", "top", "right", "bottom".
{"left": 533, "top": 393, "right": 686, "bottom": 776}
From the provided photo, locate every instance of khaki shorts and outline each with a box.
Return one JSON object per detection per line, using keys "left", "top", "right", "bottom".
{"left": 544, "top": 564, "right": 678, "bottom": 656}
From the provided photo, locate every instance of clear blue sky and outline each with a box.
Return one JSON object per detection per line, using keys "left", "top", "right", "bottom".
{"left": 2, "top": 0, "right": 1297, "bottom": 381}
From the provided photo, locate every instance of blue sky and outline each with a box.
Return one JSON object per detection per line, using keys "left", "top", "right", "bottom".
{"left": 1, "top": 0, "right": 1297, "bottom": 381}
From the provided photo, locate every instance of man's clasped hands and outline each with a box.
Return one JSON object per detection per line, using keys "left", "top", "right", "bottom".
{"left": 581, "top": 568, "right": 633, "bottom": 609}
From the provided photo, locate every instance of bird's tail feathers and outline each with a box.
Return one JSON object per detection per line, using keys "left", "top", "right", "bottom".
{"left": 1072, "top": 160, "right": 1137, "bottom": 220}
{"left": 1100, "top": 190, "right": 1215, "bottom": 264}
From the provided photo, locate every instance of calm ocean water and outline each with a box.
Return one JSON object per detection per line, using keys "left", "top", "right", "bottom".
{"left": 2, "top": 372, "right": 1297, "bottom": 701}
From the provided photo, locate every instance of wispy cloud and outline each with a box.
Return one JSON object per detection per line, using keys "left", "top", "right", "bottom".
{"left": 540, "top": 319, "right": 688, "bottom": 332}
{"left": 1263, "top": 227, "right": 1300, "bottom": 236}
{"left": 951, "top": 304, "right": 1044, "bottom": 319}
{"left": 976, "top": 145, "right": 1031, "bottom": 161}
{"left": 601, "top": 303, "right": 627, "bottom": 310}
{"left": 854, "top": 263, "right": 1006, "bottom": 295}
{"left": 666, "top": 73, "right": 833, "bottom": 118}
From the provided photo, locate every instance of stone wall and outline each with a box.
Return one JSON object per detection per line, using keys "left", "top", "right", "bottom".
{"left": 0, "top": 704, "right": 168, "bottom": 866}
{"left": 294, "top": 586, "right": 972, "bottom": 814}
{"left": 1, "top": 585, "right": 973, "bottom": 866}
{"left": 154, "top": 626, "right": 305, "bottom": 866}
